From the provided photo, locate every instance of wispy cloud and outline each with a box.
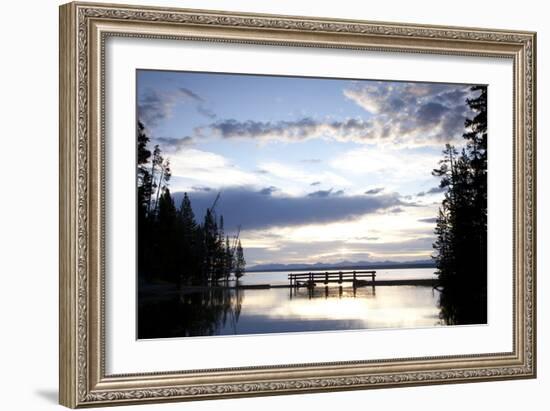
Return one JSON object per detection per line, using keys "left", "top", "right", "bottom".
{"left": 196, "top": 117, "right": 372, "bottom": 144}
{"left": 416, "top": 186, "right": 445, "bottom": 197}
{"left": 307, "top": 188, "right": 344, "bottom": 198}
{"left": 365, "top": 187, "right": 384, "bottom": 195}
{"left": 169, "top": 149, "right": 260, "bottom": 188}
{"left": 154, "top": 136, "right": 194, "bottom": 152}
{"left": 193, "top": 83, "right": 479, "bottom": 148}
{"left": 138, "top": 87, "right": 216, "bottom": 127}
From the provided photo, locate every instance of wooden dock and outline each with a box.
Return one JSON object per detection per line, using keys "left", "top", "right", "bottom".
{"left": 288, "top": 270, "right": 376, "bottom": 288}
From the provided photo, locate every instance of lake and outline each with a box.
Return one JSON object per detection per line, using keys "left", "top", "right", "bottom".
{"left": 138, "top": 267, "right": 444, "bottom": 339}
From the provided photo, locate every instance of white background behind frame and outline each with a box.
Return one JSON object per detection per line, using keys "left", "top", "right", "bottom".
{"left": 105, "top": 36, "right": 513, "bottom": 375}
{"left": 2, "top": 0, "right": 547, "bottom": 410}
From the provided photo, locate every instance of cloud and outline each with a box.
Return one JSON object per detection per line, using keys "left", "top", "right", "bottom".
{"left": 194, "top": 82, "right": 480, "bottom": 148}
{"left": 169, "top": 148, "right": 260, "bottom": 188}
{"left": 173, "top": 187, "right": 409, "bottom": 230}
{"left": 310, "top": 181, "right": 321, "bottom": 186}
{"left": 177, "top": 87, "right": 204, "bottom": 103}
{"left": 365, "top": 187, "right": 384, "bottom": 195}
{"left": 154, "top": 136, "right": 194, "bottom": 152}
{"left": 138, "top": 87, "right": 215, "bottom": 127}
{"left": 416, "top": 186, "right": 445, "bottom": 197}
{"left": 329, "top": 147, "right": 441, "bottom": 185}
{"left": 259, "top": 186, "right": 279, "bottom": 195}
{"left": 196, "top": 117, "right": 374, "bottom": 144}
{"left": 418, "top": 217, "right": 437, "bottom": 224}
{"left": 307, "top": 188, "right": 344, "bottom": 198}
{"left": 343, "top": 82, "right": 482, "bottom": 147}
{"left": 242, "top": 236, "right": 435, "bottom": 265}
{"left": 259, "top": 161, "right": 352, "bottom": 188}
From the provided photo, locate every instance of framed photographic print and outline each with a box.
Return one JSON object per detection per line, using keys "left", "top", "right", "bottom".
{"left": 59, "top": 1, "right": 537, "bottom": 408}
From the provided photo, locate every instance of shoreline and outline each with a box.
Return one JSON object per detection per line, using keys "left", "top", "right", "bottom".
{"left": 139, "top": 279, "right": 438, "bottom": 300}
{"left": 182, "top": 278, "right": 437, "bottom": 290}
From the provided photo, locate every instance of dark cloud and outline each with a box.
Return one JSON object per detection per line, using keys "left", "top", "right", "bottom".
{"left": 342, "top": 82, "right": 483, "bottom": 147}
{"left": 196, "top": 105, "right": 217, "bottom": 119}
{"left": 195, "top": 117, "right": 374, "bottom": 143}
{"left": 427, "top": 186, "right": 445, "bottom": 194}
{"left": 310, "top": 181, "right": 321, "bottom": 186}
{"left": 138, "top": 87, "right": 216, "bottom": 127}
{"left": 416, "top": 186, "right": 445, "bottom": 197}
{"left": 173, "top": 187, "right": 408, "bottom": 230}
{"left": 259, "top": 186, "right": 278, "bottom": 195}
{"left": 154, "top": 136, "right": 194, "bottom": 152}
{"left": 417, "top": 102, "right": 450, "bottom": 125}
{"left": 307, "top": 188, "right": 344, "bottom": 198}
{"left": 365, "top": 187, "right": 384, "bottom": 195}
{"left": 418, "top": 217, "right": 437, "bottom": 224}
{"left": 194, "top": 82, "right": 481, "bottom": 148}
{"left": 177, "top": 87, "right": 204, "bottom": 103}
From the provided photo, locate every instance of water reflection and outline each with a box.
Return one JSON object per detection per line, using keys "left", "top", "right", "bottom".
{"left": 138, "top": 283, "right": 443, "bottom": 339}
{"left": 138, "top": 285, "right": 244, "bottom": 339}
{"left": 289, "top": 284, "right": 376, "bottom": 299}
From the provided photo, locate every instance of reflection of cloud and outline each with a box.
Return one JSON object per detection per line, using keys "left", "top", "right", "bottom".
{"left": 173, "top": 187, "right": 407, "bottom": 231}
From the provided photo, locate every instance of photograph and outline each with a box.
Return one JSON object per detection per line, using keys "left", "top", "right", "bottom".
{"left": 136, "top": 70, "right": 488, "bottom": 339}
{"left": 56, "top": 2, "right": 536, "bottom": 406}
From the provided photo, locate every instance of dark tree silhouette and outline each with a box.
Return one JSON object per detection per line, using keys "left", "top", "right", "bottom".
{"left": 432, "top": 86, "right": 487, "bottom": 325}
{"left": 137, "top": 119, "right": 247, "bottom": 338}
{"left": 136, "top": 120, "right": 246, "bottom": 287}
{"left": 234, "top": 240, "right": 246, "bottom": 279}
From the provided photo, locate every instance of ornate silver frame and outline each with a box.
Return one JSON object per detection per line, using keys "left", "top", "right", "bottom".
{"left": 59, "top": 2, "right": 536, "bottom": 408}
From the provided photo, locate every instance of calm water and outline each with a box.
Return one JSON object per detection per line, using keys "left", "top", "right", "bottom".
{"left": 239, "top": 267, "right": 437, "bottom": 286}
{"left": 138, "top": 267, "right": 443, "bottom": 339}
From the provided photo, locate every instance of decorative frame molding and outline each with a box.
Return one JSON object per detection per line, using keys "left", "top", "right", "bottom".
{"left": 59, "top": 2, "right": 536, "bottom": 408}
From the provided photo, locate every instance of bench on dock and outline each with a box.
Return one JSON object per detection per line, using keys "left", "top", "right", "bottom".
{"left": 288, "top": 270, "right": 376, "bottom": 288}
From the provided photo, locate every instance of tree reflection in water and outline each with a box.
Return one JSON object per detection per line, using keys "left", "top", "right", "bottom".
{"left": 138, "top": 285, "right": 244, "bottom": 339}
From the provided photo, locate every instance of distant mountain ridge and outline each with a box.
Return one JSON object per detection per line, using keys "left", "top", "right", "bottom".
{"left": 247, "top": 259, "right": 435, "bottom": 272}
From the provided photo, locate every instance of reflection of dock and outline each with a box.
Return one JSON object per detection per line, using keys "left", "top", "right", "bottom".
{"left": 290, "top": 283, "right": 377, "bottom": 300}
{"left": 288, "top": 270, "right": 376, "bottom": 288}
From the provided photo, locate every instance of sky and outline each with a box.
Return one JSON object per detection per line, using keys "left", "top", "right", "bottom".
{"left": 137, "top": 70, "right": 481, "bottom": 266}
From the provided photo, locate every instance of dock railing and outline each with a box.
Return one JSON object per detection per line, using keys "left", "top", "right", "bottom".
{"left": 288, "top": 270, "right": 376, "bottom": 288}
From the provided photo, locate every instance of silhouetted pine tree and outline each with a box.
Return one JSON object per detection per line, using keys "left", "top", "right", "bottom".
{"left": 136, "top": 120, "right": 246, "bottom": 286}
{"left": 433, "top": 86, "right": 487, "bottom": 325}
{"left": 234, "top": 240, "right": 246, "bottom": 279}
